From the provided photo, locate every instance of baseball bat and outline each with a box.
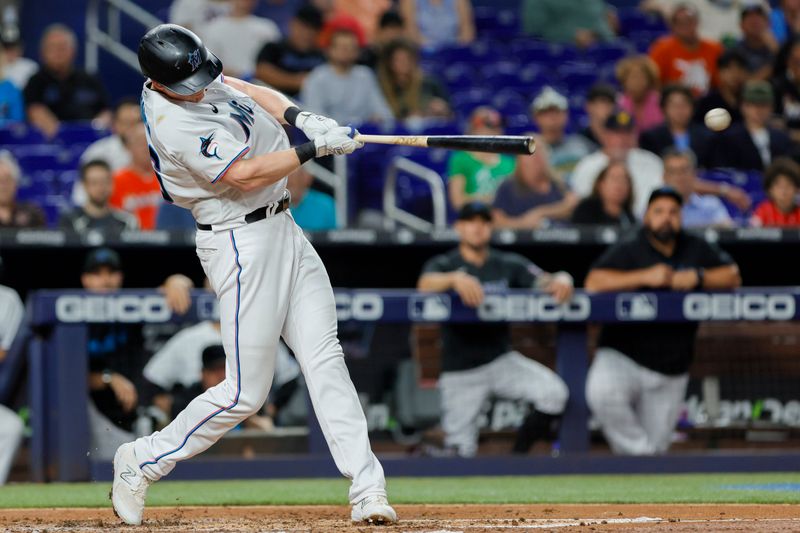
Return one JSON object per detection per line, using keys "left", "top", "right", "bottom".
{"left": 353, "top": 134, "right": 536, "bottom": 155}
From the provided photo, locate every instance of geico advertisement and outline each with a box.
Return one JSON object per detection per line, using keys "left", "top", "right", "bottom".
{"left": 55, "top": 295, "right": 172, "bottom": 323}
{"left": 683, "top": 293, "right": 796, "bottom": 320}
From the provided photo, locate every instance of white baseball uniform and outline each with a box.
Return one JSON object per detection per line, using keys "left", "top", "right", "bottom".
{"left": 132, "top": 77, "right": 386, "bottom": 503}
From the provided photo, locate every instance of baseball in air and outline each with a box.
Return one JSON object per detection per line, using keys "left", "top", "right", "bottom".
{"left": 704, "top": 108, "right": 732, "bottom": 131}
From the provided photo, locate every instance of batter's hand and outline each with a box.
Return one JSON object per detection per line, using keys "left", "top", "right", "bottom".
{"left": 453, "top": 271, "right": 484, "bottom": 307}
{"left": 314, "top": 126, "right": 364, "bottom": 157}
{"left": 295, "top": 111, "right": 339, "bottom": 140}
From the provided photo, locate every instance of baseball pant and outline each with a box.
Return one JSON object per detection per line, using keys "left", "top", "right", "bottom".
{"left": 134, "top": 211, "right": 386, "bottom": 503}
{"left": 0, "top": 405, "right": 23, "bottom": 484}
{"left": 586, "top": 347, "right": 689, "bottom": 455}
{"left": 439, "top": 351, "right": 569, "bottom": 457}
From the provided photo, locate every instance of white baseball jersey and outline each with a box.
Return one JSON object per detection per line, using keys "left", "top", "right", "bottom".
{"left": 140, "top": 76, "right": 289, "bottom": 228}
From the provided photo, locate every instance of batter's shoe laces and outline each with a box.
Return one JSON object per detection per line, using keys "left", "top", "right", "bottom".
{"left": 111, "top": 442, "right": 152, "bottom": 525}
{"left": 351, "top": 494, "right": 398, "bottom": 525}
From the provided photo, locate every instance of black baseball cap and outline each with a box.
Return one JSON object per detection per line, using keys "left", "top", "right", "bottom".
{"left": 202, "top": 345, "right": 227, "bottom": 370}
{"left": 83, "top": 247, "right": 122, "bottom": 273}
{"left": 648, "top": 186, "right": 683, "bottom": 207}
{"left": 380, "top": 10, "right": 404, "bottom": 29}
{"left": 605, "top": 109, "right": 636, "bottom": 131}
{"left": 457, "top": 202, "right": 492, "bottom": 221}
{"left": 295, "top": 5, "right": 323, "bottom": 29}
{"left": 586, "top": 82, "right": 617, "bottom": 103}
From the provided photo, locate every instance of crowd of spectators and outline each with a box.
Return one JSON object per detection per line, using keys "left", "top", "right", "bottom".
{"left": 0, "top": 0, "right": 799, "bottom": 236}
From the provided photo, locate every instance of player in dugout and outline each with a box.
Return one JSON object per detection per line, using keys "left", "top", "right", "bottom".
{"left": 417, "top": 202, "right": 572, "bottom": 457}
{"left": 584, "top": 186, "right": 741, "bottom": 455}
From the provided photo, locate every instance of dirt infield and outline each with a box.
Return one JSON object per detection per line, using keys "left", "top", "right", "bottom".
{"left": 1, "top": 504, "right": 799, "bottom": 532}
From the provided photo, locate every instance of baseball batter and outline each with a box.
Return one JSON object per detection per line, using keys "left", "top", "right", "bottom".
{"left": 111, "top": 24, "right": 396, "bottom": 526}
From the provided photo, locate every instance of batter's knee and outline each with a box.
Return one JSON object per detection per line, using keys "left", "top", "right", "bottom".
{"left": 218, "top": 379, "right": 268, "bottom": 418}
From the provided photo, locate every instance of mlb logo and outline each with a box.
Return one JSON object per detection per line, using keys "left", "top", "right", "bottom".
{"left": 409, "top": 294, "right": 451, "bottom": 321}
{"left": 616, "top": 293, "right": 657, "bottom": 320}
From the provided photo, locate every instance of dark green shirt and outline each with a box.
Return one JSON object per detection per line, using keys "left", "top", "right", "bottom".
{"left": 421, "top": 248, "right": 543, "bottom": 372}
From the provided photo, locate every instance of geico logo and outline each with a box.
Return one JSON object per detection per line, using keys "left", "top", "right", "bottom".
{"left": 55, "top": 295, "right": 172, "bottom": 323}
{"left": 683, "top": 293, "right": 796, "bottom": 320}
{"left": 477, "top": 294, "right": 591, "bottom": 321}
{"left": 334, "top": 293, "right": 384, "bottom": 321}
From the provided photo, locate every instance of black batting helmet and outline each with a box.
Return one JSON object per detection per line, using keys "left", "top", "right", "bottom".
{"left": 138, "top": 24, "right": 222, "bottom": 96}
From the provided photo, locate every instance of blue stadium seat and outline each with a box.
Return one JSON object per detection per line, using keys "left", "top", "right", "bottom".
{"left": 473, "top": 7, "right": 520, "bottom": 37}
{"left": 450, "top": 88, "right": 494, "bottom": 116}
{"left": 0, "top": 124, "right": 45, "bottom": 145}
{"left": 55, "top": 123, "right": 109, "bottom": 145}
{"left": 388, "top": 146, "right": 450, "bottom": 221}
{"left": 617, "top": 7, "right": 668, "bottom": 36}
{"left": 584, "top": 42, "right": 633, "bottom": 64}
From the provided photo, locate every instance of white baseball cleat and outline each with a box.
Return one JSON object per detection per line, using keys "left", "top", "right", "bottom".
{"left": 111, "top": 442, "right": 152, "bottom": 525}
{"left": 350, "top": 494, "right": 398, "bottom": 525}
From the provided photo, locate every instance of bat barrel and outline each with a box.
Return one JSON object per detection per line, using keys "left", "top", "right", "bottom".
{"left": 426, "top": 135, "right": 536, "bottom": 155}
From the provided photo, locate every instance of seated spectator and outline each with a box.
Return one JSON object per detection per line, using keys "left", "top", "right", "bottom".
{"left": 400, "top": 0, "right": 475, "bottom": 50}
{"left": 751, "top": 157, "right": 800, "bottom": 225}
{"left": 333, "top": 0, "right": 393, "bottom": 43}
{"left": 731, "top": 2, "right": 778, "bottom": 80}
{"left": 648, "top": 4, "right": 723, "bottom": 96}
{"left": 580, "top": 83, "right": 618, "bottom": 148}
{"left": 0, "top": 150, "right": 45, "bottom": 228}
{"left": 200, "top": 0, "right": 281, "bottom": 79}
{"left": 24, "top": 24, "right": 110, "bottom": 138}
{"left": 0, "top": 56, "right": 23, "bottom": 125}
{"left": 571, "top": 160, "right": 636, "bottom": 226}
{"left": 522, "top": 0, "right": 614, "bottom": 48}
{"left": 60, "top": 160, "right": 139, "bottom": 233}
{"left": 640, "top": 84, "right": 712, "bottom": 165}
{"left": 377, "top": 38, "right": 450, "bottom": 120}
{"left": 417, "top": 202, "right": 572, "bottom": 457}
{"left": 80, "top": 97, "right": 140, "bottom": 172}
{"left": 169, "top": 0, "right": 229, "bottom": 32}
{"left": 641, "top": 0, "right": 741, "bottom": 43}
{"left": 694, "top": 48, "right": 747, "bottom": 125}
{"left": 0, "top": 33, "right": 38, "bottom": 90}
{"left": 585, "top": 187, "right": 741, "bottom": 455}
{"left": 72, "top": 97, "right": 141, "bottom": 207}
{"left": 616, "top": 56, "right": 664, "bottom": 136}
{"left": 492, "top": 139, "right": 577, "bottom": 229}
{"left": 359, "top": 10, "right": 406, "bottom": 69}
{"left": 255, "top": 5, "right": 325, "bottom": 98}
{"left": 286, "top": 166, "right": 337, "bottom": 230}
{"left": 447, "top": 107, "right": 515, "bottom": 210}
{"left": 301, "top": 26, "right": 394, "bottom": 125}
{"left": 0, "top": 257, "right": 24, "bottom": 486}
{"left": 774, "top": 38, "right": 800, "bottom": 143}
{"left": 110, "top": 124, "right": 163, "bottom": 230}
{"left": 661, "top": 148, "right": 733, "bottom": 227}
{"left": 531, "top": 87, "right": 593, "bottom": 181}
{"left": 707, "top": 80, "right": 794, "bottom": 170}
{"left": 571, "top": 110, "right": 664, "bottom": 216}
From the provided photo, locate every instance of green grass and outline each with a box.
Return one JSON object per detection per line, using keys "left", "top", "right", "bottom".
{"left": 1, "top": 473, "right": 799, "bottom": 508}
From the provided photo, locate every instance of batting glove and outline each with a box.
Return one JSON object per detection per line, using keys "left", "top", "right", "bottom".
{"left": 313, "top": 126, "right": 363, "bottom": 157}
{"left": 295, "top": 111, "right": 339, "bottom": 140}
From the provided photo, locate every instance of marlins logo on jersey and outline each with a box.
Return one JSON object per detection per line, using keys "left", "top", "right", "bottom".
{"left": 200, "top": 133, "right": 222, "bottom": 160}
{"left": 187, "top": 49, "right": 202, "bottom": 71}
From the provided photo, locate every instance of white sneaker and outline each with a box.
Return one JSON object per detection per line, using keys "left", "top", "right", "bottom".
{"left": 111, "top": 442, "right": 152, "bottom": 525}
{"left": 350, "top": 494, "right": 398, "bottom": 525}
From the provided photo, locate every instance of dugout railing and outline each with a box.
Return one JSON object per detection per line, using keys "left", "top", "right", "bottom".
{"left": 22, "top": 288, "right": 800, "bottom": 482}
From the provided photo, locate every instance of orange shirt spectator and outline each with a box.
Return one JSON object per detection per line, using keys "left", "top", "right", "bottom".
{"left": 648, "top": 4, "right": 723, "bottom": 96}
{"left": 110, "top": 168, "right": 161, "bottom": 230}
{"left": 751, "top": 157, "right": 800, "bottom": 227}
{"left": 110, "top": 123, "right": 162, "bottom": 230}
{"left": 334, "top": 0, "right": 392, "bottom": 42}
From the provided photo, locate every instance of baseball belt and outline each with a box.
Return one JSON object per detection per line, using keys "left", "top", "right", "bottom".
{"left": 196, "top": 190, "right": 291, "bottom": 231}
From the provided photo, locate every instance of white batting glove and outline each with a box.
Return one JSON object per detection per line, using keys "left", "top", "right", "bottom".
{"left": 313, "top": 126, "right": 363, "bottom": 157}
{"left": 296, "top": 111, "right": 339, "bottom": 140}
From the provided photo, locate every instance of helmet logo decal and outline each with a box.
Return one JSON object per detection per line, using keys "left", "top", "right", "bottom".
{"left": 188, "top": 49, "right": 202, "bottom": 71}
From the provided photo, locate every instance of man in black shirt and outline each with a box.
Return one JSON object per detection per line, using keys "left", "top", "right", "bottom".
{"left": 23, "top": 24, "right": 110, "bottom": 137}
{"left": 584, "top": 187, "right": 741, "bottom": 455}
{"left": 417, "top": 202, "right": 573, "bottom": 457}
{"left": 60, "top": 160, "right": 139, "bottom": 233}
{"left": 255, "top": 6, "right": 325, "bottom": 98}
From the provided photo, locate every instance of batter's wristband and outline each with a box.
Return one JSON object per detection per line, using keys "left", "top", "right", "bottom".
{"left": 295, "top": 141, "right": 316, "bottom": 164}
{"left": 284, "top": 106, "right": 302, "bottom": 126}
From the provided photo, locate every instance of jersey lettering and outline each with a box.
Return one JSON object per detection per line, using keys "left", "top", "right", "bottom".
{"left": 229, "top": 100, "right": 255, "bottom": 142}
